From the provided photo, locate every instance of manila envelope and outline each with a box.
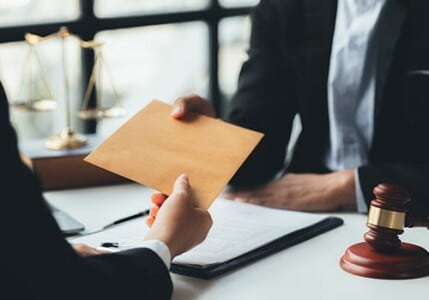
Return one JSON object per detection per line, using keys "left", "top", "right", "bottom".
{"left": 84, "top": 99, "right": 264, "bottom": 209}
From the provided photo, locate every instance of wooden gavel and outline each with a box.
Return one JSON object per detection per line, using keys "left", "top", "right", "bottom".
{"left": 340, "top": 183, "right": 429, "bottom": 279}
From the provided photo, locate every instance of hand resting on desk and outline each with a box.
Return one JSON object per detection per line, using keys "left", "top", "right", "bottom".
{"left": 222, "top": 171, "right": 356, "bottom": 212}
{"left": 72, "top": 243, "right": 113, "bottom": 256}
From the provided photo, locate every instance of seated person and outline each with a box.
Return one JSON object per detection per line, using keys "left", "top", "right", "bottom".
{"left": 1, "top": 82, "right": 212, "bottom": 300}
{"left": 169, "top": 1, "right": 429, "bottom": 217}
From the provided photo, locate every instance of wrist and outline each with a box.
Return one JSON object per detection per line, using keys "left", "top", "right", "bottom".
{"left": 334, "top": 169, "right": 356, "bottom": 208}
{"left": 144, "top": 233, "right": 178, "bottom": 258}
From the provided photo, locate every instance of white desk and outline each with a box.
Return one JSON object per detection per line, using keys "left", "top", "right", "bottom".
{"left": 44, "top": 183, "right": 429, "bottom": 300}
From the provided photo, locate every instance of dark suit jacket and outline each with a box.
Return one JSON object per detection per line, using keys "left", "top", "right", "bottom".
{"left": 227, "top": 0, "right": 429, "bottom": 216}
{"left": 0, "top": 84, "right": 172, "bottom": 299}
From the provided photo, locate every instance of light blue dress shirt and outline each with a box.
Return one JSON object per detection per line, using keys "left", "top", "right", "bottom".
{"left": 325, "top": 0, "right": 387, "bottom": 212}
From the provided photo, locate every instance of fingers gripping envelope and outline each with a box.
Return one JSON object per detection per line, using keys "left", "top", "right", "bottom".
{"left": 84, "top": 100, "right": 264, "bottom": 209}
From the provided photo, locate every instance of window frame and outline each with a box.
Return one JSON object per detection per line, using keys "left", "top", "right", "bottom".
{"left": 0, "top": 0, "right": 253, "bottom": 133}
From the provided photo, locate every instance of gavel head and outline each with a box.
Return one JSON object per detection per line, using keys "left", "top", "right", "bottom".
{"left": 364, "top": 183, "right": 410, "bottom": 252}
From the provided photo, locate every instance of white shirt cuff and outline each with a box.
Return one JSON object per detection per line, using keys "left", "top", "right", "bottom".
{"left": 354, "top": 169, "right": 368, "bottom": 213}
{"left": 138, "top": 240, "right": 171, "bottom": 269}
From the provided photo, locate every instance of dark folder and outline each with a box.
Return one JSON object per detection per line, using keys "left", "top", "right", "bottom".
{"left": 171, "top": 216, "right": 343, "bottom": 279}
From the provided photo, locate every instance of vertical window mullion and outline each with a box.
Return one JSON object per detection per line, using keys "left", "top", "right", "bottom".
{"left": 208, "top": 0, "right": 221, "bottom": 116}
{"left": 79, "top": 0, "right": 97, "bottom": 133}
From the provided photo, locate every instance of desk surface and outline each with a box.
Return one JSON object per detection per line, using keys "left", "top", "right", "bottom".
{"left": 44, "top": 183, "right": 429, "bottom": 300}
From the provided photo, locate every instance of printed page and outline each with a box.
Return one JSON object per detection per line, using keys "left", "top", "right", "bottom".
{"left": 70, "top": 198, "right": 328, "bottom": 266}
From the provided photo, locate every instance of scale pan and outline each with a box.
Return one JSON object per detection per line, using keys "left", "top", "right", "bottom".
{"left": 103, "top": 106, "right": 126, "bottom": 118}
{"left": 11, "top": 98, "right": 57, "bottom": 112}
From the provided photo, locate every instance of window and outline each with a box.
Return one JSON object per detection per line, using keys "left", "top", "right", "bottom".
{"left": 219, "top": 16, "right": 251, "bottom": 113}
{"left": 0, "top": 0, "right": 79, "bottom": 27}
{"left": 94, "top": 0, "right": 210, "bottom": 17}
{"left": 95, "top": 23, "right": 209, "bottom": 136}
{"left": 220, "top": 0, "right": 260, "bottom": 8}
{"left": 0, "top": 0, "right": 256, "bottom": 140}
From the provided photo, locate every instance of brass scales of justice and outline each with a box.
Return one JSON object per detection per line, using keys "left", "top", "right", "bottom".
{"left": 10, "top": 26, "right": 125, "bottom": 150}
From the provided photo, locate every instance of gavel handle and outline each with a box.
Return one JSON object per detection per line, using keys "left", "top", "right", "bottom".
{"left": 405, "top": 215, "right": 429, "bottom": 229}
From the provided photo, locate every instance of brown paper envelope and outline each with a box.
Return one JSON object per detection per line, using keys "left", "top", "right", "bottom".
{"left": 84, "top": 99, "right": 264, "bottom": 209}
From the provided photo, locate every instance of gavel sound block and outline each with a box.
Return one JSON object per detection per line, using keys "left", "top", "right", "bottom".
{"left": 340, "top": 183, "right": 429, "bottom": 279}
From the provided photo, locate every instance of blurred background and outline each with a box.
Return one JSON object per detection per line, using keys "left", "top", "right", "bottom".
{"left": 0, "top": 0, "right": 259, "bottom": 141}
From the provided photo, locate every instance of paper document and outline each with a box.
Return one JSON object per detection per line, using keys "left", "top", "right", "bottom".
{"left": 84, "top": 100, "right": 263, "bottom": 209}
{"left": 70, "top": 198, "right": 330, "bottom": 267}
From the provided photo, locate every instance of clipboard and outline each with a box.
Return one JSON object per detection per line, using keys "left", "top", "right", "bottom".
{"left": 170, "top": 216, "right": 344, "bottom": 279}
{"left": 69, "top": 198, "right": 344, "bottom": 280}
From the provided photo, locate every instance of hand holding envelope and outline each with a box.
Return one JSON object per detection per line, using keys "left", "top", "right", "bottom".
{"left": 84, "top": 99, "right": 264, "bottom": 210}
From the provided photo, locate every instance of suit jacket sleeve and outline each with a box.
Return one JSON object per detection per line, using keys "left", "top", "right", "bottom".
{"left": 1, "top": 82, "right": 173, "bottom": 300}
{"left": 358, "top": 164, "right": 429, "bottom": 216}
{"left": 357, "top": 2, "right": 429, "bottom": 218}
{"left": 225, "top": 0, "right": 300, "bottom": 188}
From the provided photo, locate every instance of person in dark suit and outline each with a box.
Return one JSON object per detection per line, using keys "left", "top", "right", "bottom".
{"left": 171, "top": 0, "right": 429, "bottom": 217}
{"left": 1, "top": 83, "right": 212, "bottom": 299}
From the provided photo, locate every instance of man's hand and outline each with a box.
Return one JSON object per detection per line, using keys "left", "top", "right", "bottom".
{"left": 72, "top": 243, "right": 113, "bottom": 257}
{"left": 144, "top": 174, "right": 213, "bottom": 258}
{"left": 171, "top": 94, "right": 216, "bottom": 119}
{"left": 222, "top": 170, "right": 356, "bottom": 212}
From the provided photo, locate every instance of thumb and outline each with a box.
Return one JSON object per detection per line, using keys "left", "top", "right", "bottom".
{"left": 171, "top": 173, "right": 191, "bottom": 198}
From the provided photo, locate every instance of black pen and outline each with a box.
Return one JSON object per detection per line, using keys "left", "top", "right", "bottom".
{"left": 103, "top": 209, "right": 150, "bottom": 229}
